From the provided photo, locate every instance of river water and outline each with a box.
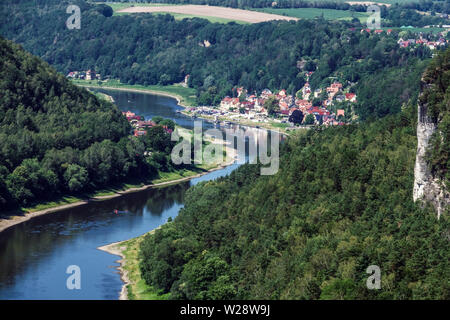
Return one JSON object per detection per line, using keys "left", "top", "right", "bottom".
{"left": 0, "top": 89, "right": 273, "bottom": 300}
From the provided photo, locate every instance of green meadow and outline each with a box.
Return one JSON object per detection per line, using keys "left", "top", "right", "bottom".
{"left": 254, "top": 7, "right": 371, "bottom": 22}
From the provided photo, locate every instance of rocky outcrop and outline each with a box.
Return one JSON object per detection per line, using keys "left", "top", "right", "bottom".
{"left": 413, "top": 91, "right": 449, "bottom": 218}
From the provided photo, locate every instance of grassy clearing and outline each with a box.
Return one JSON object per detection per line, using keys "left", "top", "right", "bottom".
{"left": 393, "top": 27, "right": 447, "bottom": 34}
{"left": 19, "top": 196, "right": 83, "bottom": 214}
{"left": 150, "top": 169, "right": 204, "bottom": 185}
{"left": 254, "top": 7, "right": 370, "bottom": 22}
{"left": 119, "top": 233, "right": 170, "bottom": 300}
{"left": 270, "top": 122, "right": 291, "bottom": 129}
{"left": 90, "top": 90, "right": 114, "bottom": 102}
{"left": 72, "top": 78, "right": 197, "bottom": 107}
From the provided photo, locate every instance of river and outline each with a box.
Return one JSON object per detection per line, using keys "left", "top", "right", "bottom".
{"left": 0, "top": 89, "right": 273, "bottom": 300}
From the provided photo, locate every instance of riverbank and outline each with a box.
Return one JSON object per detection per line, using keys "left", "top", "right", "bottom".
{"left": 90, "top": 89, "right": 115, "bottom": 103}
{"left": 97, "top": 227, "right": 168, "bottom": 300}
{"left": 183, "top": 110, "right": 305, "bottom": 136}
{"left": 95, "top": 141, "right": 238, "bottom": 300}
{"left": 97, "top": 240, "right": 130, "bottom": 300}
{"left": 96, "top": 153, "right": 236, "bottom": 300}
{"left": 0, "top": 150, "right": 235, "bottom": 234}
{"left": 71, "top": 79, "right": 197, "bottom": 108}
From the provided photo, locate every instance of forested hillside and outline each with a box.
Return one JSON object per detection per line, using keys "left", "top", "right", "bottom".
{"left": 1, "top": 0, "right": 435, "bottom": 120}
{"left": 0, "top": 37, "right": 177, "bottom": 212}
{"left": 139, "top": 52, "right": 450, "bottom": 299}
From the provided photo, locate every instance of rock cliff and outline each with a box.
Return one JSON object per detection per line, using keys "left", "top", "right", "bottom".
{"left": 413, "top": 84, "right": 449, "bottom": 218}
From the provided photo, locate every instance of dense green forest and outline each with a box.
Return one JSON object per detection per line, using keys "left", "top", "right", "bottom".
{"left": 0, "top": 37, "right": 183, "bottom": 212}
{"left": 1, "top": 0, "right": 439, "bottom": 121}
{"left": 139, "top": 50, "right": 449, "bottom": 299}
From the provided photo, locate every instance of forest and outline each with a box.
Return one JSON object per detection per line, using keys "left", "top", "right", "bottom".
{"left": 0, "top": 37, "right": 186, "bottom": 212}
{"left": 139, "top": 49, "right": 450, "bottom": 300}
{"left": 1, "top": 0, "right": 440, "bottom": 122}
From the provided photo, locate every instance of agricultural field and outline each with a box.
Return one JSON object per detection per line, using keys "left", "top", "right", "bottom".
{"left": 114, "top": 4, "right": 299, "bottom": 23}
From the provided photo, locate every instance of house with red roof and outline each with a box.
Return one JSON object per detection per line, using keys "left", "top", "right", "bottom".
{"left": 241, "top": 101, "right": 255, "bottom": 110}
{"left": 326, "top": 82, "right": 343, "bottom": 98}
{"left": 136, "top": 120, "right": 156, "bottom": 129}
{"left": 220, "top": 97, "right": 240, "bottom": 111}
{"left": 345, "top": 93, "right": 357, "bottom": 102}
{"left": 308, "top": 106, "right": 330, "bottom": 116}
{"left": 279, "top": 101, "right": 289, "bottom": 111}
{"left": 122, "top": 111, "right": 141, "bottom": 121}
{"left": 295, "top": 99, "right": 312, "bottom": 110}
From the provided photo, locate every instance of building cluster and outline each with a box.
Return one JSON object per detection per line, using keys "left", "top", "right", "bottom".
{"left": 67, "top": 70, "right": 101, "bottom": 80}
{"left": 355, "top": 27, "right": 448, "bottom": 50}
{"left": 121, "top": 111, "right": 173, "bottom": 137}
{"left": 397, "top": 36, "right": 448, "bottom": 49}
{"left": 209, "top": 76, "right": 356, "bottom": 126}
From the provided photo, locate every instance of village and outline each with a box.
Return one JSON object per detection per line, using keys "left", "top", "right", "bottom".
{"left": 185, "top": 71, "right": 356, "bottom": 128}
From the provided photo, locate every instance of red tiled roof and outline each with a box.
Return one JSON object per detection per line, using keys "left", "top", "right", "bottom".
{"left": 345, "top": 93, "right": 356, "bottom": 100}
{"left": 137, "top": 121, "right": 155, "bottom": 127}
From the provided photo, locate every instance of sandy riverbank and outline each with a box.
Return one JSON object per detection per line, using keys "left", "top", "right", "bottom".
{"left": 96, "top": 226, "right": 161, "bottom": 300}
{"left": 97, "top": 240, "right": 130, "bottom": 300}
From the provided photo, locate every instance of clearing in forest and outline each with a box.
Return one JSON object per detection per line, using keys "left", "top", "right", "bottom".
{"left": 117, "top": 5, "right": 299, "bottom": 24}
